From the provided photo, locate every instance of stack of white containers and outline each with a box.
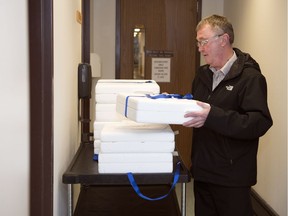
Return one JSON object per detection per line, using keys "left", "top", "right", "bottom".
{"left": 98, "top": 121, "right": 175, "bottom": 173}
{"left": 93, "top": 79, "right": 160, "bottom": 156}
{"left": 94, "top": 79, "right": 175, "bottom": 173}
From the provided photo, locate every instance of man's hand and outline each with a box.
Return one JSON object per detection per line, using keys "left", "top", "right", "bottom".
{"left": 182, "top": 101, "right": 211, "bottom": 128}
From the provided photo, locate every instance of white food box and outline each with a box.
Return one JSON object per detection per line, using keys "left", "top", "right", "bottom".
{"left": 94, "top": 139, "right": 100, "bottom": 154}
{"left": 100, "top": 140, "right": 175, "bottom": 153}
{"left": 100, "top": 121, "right": 174, "bottom": 142}
{"left": 98, "top": 152, "right": 172, "bottom": 163}
{"left": 98, "top": 162, "right": 173, "bottom": 174}
{"left": 116, "top": 93, "right": 203, "bottom": 125}
{"left": 94, "top": 121, "right": 108, "bottom": 139}
{"left": 95, "top": 79, "right": 160, "bottom": 104}
{"left": 95, "top": 104, "right": 126, "bottom": 122}
{"left": 93, "top": 120, "right": 137, "bottom": 139}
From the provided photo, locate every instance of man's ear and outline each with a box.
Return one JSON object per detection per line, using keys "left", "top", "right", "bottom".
{"left": 221, "top": 33, "right": 230, "bottom": 46}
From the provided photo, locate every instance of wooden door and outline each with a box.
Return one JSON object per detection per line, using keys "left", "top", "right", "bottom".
{"left": 116, "top": 0, "right": 200, "bottom": 167}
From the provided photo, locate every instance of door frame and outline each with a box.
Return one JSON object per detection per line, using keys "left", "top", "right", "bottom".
{"left": 29, "top": 0, "right": 53, "bottom": 215}
{"left": 28, "top": 0, "right": 91, "bottom": 215}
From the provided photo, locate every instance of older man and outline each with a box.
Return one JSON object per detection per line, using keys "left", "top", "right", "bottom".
{"left": 183, "top": 15, "right": 273, "bottom": 216}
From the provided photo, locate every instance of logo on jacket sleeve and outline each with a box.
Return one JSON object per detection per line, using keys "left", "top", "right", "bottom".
{"left": 226, "top": 85, "right": 234, "bottom": 91}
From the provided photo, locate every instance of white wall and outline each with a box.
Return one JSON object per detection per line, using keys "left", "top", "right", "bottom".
{"left": 0, "top": 1, "right": 29, "bottom": 216}
{"left": 223, "top": 0, "right": 287, "bottom": 215}
{"left": 53, "top": 0, "right": 82, "bottom": 215}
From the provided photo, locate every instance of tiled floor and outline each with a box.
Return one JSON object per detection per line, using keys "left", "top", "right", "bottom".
{"left": 175, "top": 181, "right": 194, "bottom": 216}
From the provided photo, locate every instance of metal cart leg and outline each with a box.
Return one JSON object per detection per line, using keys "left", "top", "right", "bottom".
{"left": 181, "top": 182, "right": 186, "bottom": 216}
{"left": 68, "top": 184, "right": 73, "bottom": 216}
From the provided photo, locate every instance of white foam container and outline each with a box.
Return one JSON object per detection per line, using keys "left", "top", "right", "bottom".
{"left": 116, "top": 93, "right": 203, "bottom": 125}
{"left": 98, "top": 162, "right": 173, "bottom": 173}
{"left": 98, "top": 152, "right": 172, "bottom": 163}
{"left": 95, "top": 79, "right": 160, "bottom": 104}
{"left": 100, "top": 121, "right": 174, "bottom": 142}
{"left": 100, "top": 140, "right": 175, "bottom": 153}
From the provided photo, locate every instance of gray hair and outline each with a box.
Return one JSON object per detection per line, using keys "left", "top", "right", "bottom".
{"left": 196, "top": 14, "right": 234, "bottom": 44}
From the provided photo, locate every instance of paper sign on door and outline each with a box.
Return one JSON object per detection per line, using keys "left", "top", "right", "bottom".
{"left": 152, "top": 58, "right": 171, "bottom": 83}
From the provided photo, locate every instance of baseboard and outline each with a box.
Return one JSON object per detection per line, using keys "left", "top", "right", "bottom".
{"left": 251, "top": 188, "right": 279, "bottom": 216}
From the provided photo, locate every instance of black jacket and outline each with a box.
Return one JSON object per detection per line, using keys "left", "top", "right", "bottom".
{"left": 191, "top": 48, "right": 273, "bottom": 187}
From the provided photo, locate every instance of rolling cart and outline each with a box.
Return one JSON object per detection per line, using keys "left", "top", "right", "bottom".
{"left": 62, "top": 142, "right": 191, "bottom": 216}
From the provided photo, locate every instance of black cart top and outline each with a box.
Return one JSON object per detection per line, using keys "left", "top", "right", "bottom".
{"left": 62, "top": 142, "right": 191, "bottom": 185}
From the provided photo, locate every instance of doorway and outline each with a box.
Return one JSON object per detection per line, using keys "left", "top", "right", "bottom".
{"left": 116, "top": 0, "right": 201, "bottom": 167}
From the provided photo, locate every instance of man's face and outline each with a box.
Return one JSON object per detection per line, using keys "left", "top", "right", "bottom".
{"left": 196, "top": 24, "right": 223, "bottom": 69}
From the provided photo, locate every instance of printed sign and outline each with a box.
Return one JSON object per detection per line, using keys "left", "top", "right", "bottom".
{"left": 152, "top": 58, "right": 171, "bottom": 82}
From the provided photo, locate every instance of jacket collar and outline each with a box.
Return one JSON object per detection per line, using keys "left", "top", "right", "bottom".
{"left": 198, "top": 48, "right": 261, "bottom": 86}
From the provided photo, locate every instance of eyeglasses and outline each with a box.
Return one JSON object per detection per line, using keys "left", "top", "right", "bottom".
{"left": 196, "top": 34, "right": 224, "bottom": 47}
